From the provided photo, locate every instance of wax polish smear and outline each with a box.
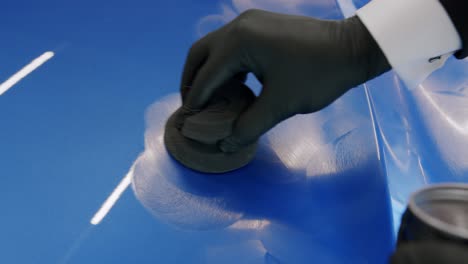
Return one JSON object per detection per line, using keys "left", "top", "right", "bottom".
{"left": 130, "top": 90, "right": 379, "bottom": 231}
{"left": 131, "top": 95, "right": 243, "bottom": 230}
{"left": 129, "top": 86, "right": 395, "bottom": 263}
{"left": 130, "top": 93, "right": 316, "bottom": 230}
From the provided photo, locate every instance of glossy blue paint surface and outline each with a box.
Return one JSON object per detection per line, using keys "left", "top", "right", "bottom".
{"left": 0, "top": 0, "right": 466, "bottom": 263}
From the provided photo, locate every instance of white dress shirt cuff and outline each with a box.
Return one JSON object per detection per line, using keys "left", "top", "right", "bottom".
{"left": 356, "top": 0, "right": 462, "bottom": 89}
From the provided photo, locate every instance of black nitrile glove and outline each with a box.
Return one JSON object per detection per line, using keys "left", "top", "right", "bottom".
{"left": 390, "top": 241, "right": 468, "bottom": 264}
{"left": 179, "top": 9, "right": 391, "bottom": 153}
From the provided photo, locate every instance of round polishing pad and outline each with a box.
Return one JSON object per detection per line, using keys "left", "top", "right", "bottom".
{"left": 164, "top": 81, "right": 258, "bottom": 173}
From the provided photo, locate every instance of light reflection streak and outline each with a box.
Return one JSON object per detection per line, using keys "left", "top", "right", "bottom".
{"left": 364, "top": 83, "right": 381, "bottom": 161}
{"left": 417, "top": 157, "right": 429, "bottom": 184}
{"left": 0, "top": 51, "right": 54, "bottom": 96}
{"left": 90, "top": 167, "right": 134, "bottom": 225}
{"left": 419, "top": 84, "right": 468, "bottom": 134}
{"left": 58, "top": 226, "right": 94, "bottom": 264}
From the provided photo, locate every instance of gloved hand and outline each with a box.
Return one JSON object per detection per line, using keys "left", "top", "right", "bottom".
{"left": 178, "top": 9, "right": 391, "bottom": 153}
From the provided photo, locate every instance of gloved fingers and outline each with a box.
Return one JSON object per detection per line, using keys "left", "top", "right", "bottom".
{"left": 234, "top": 72, "right": 248, "bottom": 83}
{"left": 390, "top": 241, "right": 468, "bottom": 264}
{"left": 183, "top": 51, "right": 243, "bottom": 111}
{"left": 218, "top": 91, "right": 291, "bottom": 153}
{"left": 175, "top": 73, "right": 247, "bottom": 132}
{"left": 179, "top": 37, "right": 211, "bottom": 102}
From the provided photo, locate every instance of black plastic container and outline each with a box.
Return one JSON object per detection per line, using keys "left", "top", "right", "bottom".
{"left": 397, "top": 184, "right": 468, "bottom": 245}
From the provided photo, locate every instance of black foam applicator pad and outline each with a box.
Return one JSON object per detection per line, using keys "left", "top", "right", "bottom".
{"left": 164, "top": 81, "right": 258, "bottom": 173}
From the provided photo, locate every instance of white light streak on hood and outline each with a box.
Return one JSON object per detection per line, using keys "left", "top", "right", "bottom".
{"left": 0, "top": 51, "right": 54, "bottom": 96}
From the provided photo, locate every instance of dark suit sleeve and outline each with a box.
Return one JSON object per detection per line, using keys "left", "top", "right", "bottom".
{"left": 439, "top": 0, "right": 468, "bottom": 59}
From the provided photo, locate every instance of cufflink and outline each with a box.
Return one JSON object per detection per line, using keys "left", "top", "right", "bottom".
{"left": 428, "top": 56, "right": 441, "bottom": 63}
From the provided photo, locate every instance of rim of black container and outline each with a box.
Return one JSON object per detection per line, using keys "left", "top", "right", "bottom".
{"left": 409, "top": 183, "right": 468, "bottom": 241}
